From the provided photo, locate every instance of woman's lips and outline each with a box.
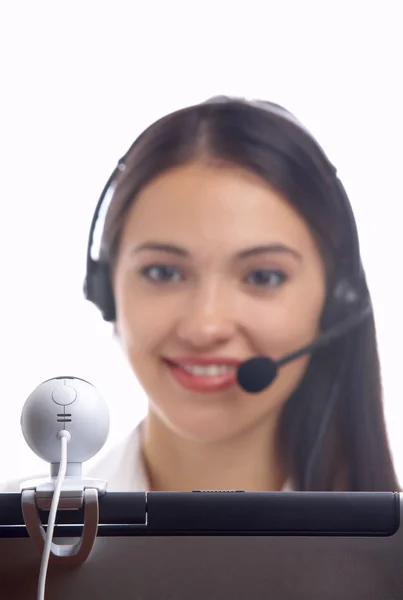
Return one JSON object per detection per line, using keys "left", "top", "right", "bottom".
{"left": 163, "top": 357, "right": 241, "bottom": 393}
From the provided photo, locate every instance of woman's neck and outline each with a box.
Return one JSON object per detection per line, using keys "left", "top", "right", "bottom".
{"left": 141, "top": 412, "right": 286, "bottom": 492}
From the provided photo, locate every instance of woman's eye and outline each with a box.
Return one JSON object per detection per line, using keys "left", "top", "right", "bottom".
{"left": 245, "top": 269, "right": 287, "bottom": 288}
{"left": 140, "top": 265, "right": 183, "bottom": 283}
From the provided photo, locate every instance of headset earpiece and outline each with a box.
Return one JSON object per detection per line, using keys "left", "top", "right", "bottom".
{"left": 84, "top": 261, "right": 116, "bottom": 322}
{"left": 333, "top": 279, "right": 360, "bottom": 304}
{"left": 320, "top": 278, "right": 362, "bottom": 331}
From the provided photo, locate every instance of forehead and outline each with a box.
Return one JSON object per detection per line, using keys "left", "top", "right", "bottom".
{"left": 120, "top": 162, "right": 319, "bottom": 254}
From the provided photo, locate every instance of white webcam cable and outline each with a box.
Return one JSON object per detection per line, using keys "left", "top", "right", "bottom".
{"left": 37, "top": 430, "right": 71, "bottom": 600}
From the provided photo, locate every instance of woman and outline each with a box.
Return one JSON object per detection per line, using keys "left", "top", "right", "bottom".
{"left": 80, "top": 96, "right": 398, "bottom": 493}
{"left": 1, "top": 96, "right": 398, "bottom": 493}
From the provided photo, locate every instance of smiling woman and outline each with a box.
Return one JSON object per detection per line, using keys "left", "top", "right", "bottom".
{"left": 76, "top": 96, "right": 399, "bottom": 493}
{"left": 7, "top": 96, "right": 395, "bottom": 495}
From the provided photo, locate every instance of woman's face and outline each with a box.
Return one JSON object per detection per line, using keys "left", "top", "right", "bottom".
{"left": 114, "top": 162, "right": 326, "bottom": 442}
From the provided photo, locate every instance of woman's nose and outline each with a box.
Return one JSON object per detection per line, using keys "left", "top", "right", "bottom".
{"left": 175, "top": 284, "right": 237, "bottom": 349}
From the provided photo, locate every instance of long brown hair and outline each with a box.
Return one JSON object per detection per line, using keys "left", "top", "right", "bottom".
{"left": 95, "top": 97, "right": 399, "bottom": 491}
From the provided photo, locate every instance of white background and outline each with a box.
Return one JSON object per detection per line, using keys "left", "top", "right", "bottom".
{"left": 0, "top": 2, "right": 402, "bottom": 483}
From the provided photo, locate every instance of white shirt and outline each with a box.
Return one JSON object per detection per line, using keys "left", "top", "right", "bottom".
{"left": 0, "top": 421, "right": 291, "bottom": 492}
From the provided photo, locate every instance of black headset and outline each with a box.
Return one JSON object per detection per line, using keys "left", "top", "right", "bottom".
{"left": 83, "top": 98, "right": 371, "bottom": 330}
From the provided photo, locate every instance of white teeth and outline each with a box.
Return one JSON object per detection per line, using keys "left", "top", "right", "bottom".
{"left": 179, "top": 364, "right": 236, "bottom": 377}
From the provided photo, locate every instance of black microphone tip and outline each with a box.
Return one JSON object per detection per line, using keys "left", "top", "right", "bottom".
{"left": 237, "top": 356, "right": 278, "bottom": 393}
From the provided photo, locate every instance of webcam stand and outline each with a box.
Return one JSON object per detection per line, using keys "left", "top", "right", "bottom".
{"left": 21, "top": 474, "right": 107, "bottom": 566}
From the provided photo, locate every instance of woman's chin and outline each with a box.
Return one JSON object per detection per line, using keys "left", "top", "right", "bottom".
{"left": 151, "top": 401, "right": 258, "bottom": 445}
